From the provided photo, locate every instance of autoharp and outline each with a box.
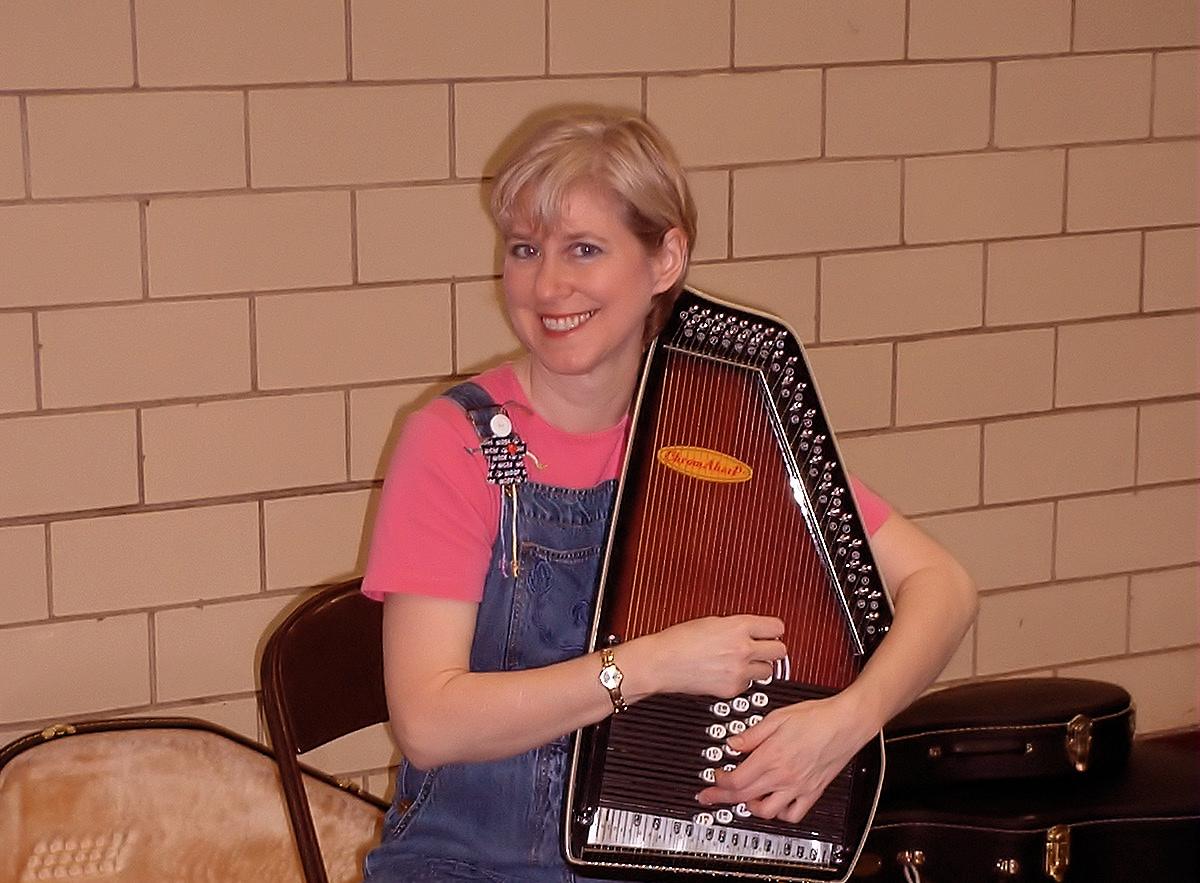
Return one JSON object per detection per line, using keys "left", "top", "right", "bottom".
{"left": 564, "top": 289, "right": 893, "bottom": 882}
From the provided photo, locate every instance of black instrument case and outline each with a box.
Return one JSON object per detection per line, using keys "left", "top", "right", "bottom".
{"left": 883, "top": 678, "right": 1135, "bottom": 791}
{"left": 853, "top": 731, "right": 1199, "bottom": 882}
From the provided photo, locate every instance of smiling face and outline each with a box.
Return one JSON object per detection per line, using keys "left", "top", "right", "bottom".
{"left": 501, "top": 183, "right": 684, "bottom": 389}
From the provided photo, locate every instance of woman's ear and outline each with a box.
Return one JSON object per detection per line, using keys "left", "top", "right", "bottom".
{"left": 652, "top": 227, "right": 688, "bottom": 292}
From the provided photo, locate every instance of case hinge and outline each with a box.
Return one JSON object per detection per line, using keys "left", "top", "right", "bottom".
{"left": 1044, "top": 824, "right": 1070, "bottom": 882}
{"left": 1066, "top": 714, "right": 1092, "bottom": 772}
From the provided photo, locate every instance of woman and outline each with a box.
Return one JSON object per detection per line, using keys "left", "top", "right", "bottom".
{"left": 361, "top": 111, "right": 977, "bottom": 882}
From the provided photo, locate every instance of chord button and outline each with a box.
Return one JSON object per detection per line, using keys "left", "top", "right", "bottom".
{"left": 747, "top": 714, "right": 764, "bottom": 727}
{"left": 702, "top": 746, "right": 724, "bottom": 762}
{"left": 707, "top": 723, "right": 728, "bottom": 740}
{"left": 723, "top": 744, "right": 742, "bottom": 758}
{"left": 731, "top": 697, "right": 750, "bottom": 713}
{"left": 734, "top": 803, "right": 752, "bottom": 819}
{"left": 700, "top": 767, "right": 716, "bottom": 784}
{"left": 727, "top": 719, "right": 746, "bottom": 735}
{"left": 715, "top": 809, "right": 734, "bottom": 825}
{"left": 692, "top": 812, "right": 715, "bottom": 826}
{"left": 722, "top": 763, "right": 737, "bottom": 772}
{"left": 710, "top": 701, "right": 731, "bottom": 718}
{"left": 750, "top": 692, "right": 769, "bottom": 708}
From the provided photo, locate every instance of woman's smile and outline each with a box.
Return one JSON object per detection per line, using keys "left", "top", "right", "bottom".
{"left": 541, "top": 309, "right": 597, "bottom": 333}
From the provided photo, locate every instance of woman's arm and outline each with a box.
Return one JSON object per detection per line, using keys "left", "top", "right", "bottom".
{"left": 383, "top": 592, "right": 788, "bottom": 769}
{"left": 697, "top": 511, "right": 978, "bottom": 821}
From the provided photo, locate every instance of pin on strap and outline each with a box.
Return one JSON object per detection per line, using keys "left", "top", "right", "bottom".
{"left": 479, "top": 408, "right": 526, "bottom": 578}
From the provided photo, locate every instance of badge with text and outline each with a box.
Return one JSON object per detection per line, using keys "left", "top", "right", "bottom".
{"left": 481, "top": 410, "right": 528, "bottom": 486}
{"left": 656, "top": 446, "right": 752, "bottom": 484}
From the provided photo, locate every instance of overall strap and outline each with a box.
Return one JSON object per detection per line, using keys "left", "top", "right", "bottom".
{"left": 441, "top": 381, "right": 505, "bottom": 442}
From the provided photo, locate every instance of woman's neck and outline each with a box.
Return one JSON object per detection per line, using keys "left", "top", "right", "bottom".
{"left": 515, "top": 356, "right": 639, "bottom": 434}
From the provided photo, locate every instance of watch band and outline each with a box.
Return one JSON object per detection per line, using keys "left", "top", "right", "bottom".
{"left": 599, "top": 648, "right": 628, "bottom": 715}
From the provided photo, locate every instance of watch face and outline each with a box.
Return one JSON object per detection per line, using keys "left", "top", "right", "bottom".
{"left": 600, "top": 666, "right": 623, "bottom": 689}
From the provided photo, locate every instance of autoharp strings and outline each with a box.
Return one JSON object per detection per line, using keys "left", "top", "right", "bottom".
{"left": 618, "top": 345, "right": 856, "bottom": 691}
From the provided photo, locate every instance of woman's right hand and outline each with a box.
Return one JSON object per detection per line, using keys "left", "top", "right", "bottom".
{"left": 630, "top": 615, "right": 787, "bottom": 699}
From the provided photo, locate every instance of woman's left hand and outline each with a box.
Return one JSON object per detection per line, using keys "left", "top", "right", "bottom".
{"left": 695, "top": 693, "right": 877, "bottom": 823}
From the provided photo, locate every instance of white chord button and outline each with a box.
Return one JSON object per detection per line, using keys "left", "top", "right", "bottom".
{"left": 703, "top": 746, "right": 724, "bottom": 762}
{"left": 727, "top": 719, "right": 747, "bottom": 735}
{"left": 747, "top": 714, "right": 764, "bottom": 727}
{"left": 731, "top": 697, "right": 750, "bottom": 713}
{"left": 700, "top": 767, "right": 716, "bottom": 783}
{"left": 707, "top": 723, "right": 728, "bottom": 740}
{"left": 715, "top": 809, "right": 734, "bottom": 825}
{"left": 710, "top": 701, "right": 731, "bottom": 718}
{"left": 750, "top": 692, "right": 769, "bottom": 708}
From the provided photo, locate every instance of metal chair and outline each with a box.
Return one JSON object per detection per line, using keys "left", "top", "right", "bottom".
{"left": 260, "top": 577, "right": 390, "bottom": 883}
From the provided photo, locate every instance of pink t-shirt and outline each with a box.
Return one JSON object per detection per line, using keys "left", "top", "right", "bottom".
{"left": 362, "top": 363, "right": 891, "bottom": 602}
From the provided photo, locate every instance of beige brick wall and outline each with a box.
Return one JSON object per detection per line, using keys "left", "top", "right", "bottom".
{"left": 1, "top": 2, "right": 1196, "bottom": 790}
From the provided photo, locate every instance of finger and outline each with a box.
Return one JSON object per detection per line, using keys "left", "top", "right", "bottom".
{"left": 697, "top": 768, "right": 762, "bottom": 805}
{"left": 697, "top": 773, "right": 774, "bottom": 807}
{"left": 749, "top": 638, "right": 787, "bottom": 662}
{"left": 696, "top": 784, "right": 737, "bottom": 806}
{"left": 707, "top": 756, "right": 791, "bottom": 806}
{"left": 781, "top": 796, "right": 816, "bottom": 823}
{"left": 728, "top": 710, "right": 781, "bottom": 752}
{"left": 746, "top": 661, "right": 774, "bottom": 683}
{"left": 698, "top": 758, "right": 760, "bottom": 804}
{"left": 743, "top": 615, "right": 786, "bottom": 639}
{"left": 747, "top": 789, "right": 796, "bottom": 821}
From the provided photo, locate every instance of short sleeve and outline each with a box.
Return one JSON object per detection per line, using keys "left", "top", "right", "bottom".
{"left": 849, "top": 476, "right": 892, "bottom": 536}
{"left": 361, "top": 399, "right": 499, "bottom": 603}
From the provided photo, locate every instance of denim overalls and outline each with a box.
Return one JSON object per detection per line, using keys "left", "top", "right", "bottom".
{"left": 364, "top": 382, "right": 627, "bottom": 882}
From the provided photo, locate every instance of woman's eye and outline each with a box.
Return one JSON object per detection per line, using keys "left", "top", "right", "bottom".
{"left": 510, "top": 243, "right": 537, "bottom": 259}
{"left": 572, "top": 242, "right": 601, "bottom": 258}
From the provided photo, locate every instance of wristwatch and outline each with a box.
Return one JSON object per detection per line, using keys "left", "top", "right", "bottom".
{"left": 598, "top": 648, "right": 628, "bottom": 715}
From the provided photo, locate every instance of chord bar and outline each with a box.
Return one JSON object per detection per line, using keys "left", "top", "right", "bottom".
{"left": 585, "top": 807, "right": 835, "bottom": 867}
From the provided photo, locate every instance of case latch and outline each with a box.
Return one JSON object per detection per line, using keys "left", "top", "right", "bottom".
{"left": 39, "top": 722, "right": 77, "bottom": 740}
{"left": 1044, "top": 824, "right": 1070, "bottom": 882}
{"left": 897, "top": 849, "right": 925, "bottom": 883}
{"left": 994, "top": 857, "right": 1021, "bottom": 877}
{"left": 1066, "top": 714, "right": 1092, "bottom": 771}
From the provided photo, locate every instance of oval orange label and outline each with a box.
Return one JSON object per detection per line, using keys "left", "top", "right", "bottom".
{"left": 657, "top": 446, "right": 753, "bottom": 484}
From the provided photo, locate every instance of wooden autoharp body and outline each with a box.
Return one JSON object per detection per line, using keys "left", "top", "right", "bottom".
{"left": 564, "top": 290, "right": 894, "bottom": 882}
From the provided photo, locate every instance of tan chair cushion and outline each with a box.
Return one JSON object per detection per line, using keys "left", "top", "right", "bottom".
{"left": 0, "top": 725, "right": 382, "bottom": 882}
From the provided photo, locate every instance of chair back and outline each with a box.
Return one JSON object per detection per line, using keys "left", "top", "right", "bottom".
{"left": 261, "top": 578, "right": 389, "bottom": 883}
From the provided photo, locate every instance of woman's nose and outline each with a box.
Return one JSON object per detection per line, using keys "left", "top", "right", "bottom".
{"left": 533, "top": 255, "right": 568, "bottom": 301}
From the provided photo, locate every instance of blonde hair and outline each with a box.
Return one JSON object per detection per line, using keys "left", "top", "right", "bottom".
{"left": 490, "top": 110, "right": 697, "bottom": 340}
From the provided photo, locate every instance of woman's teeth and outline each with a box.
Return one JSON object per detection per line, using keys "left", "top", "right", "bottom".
{"left": 542, "top": 310, "right": 595, "bottom": 332}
